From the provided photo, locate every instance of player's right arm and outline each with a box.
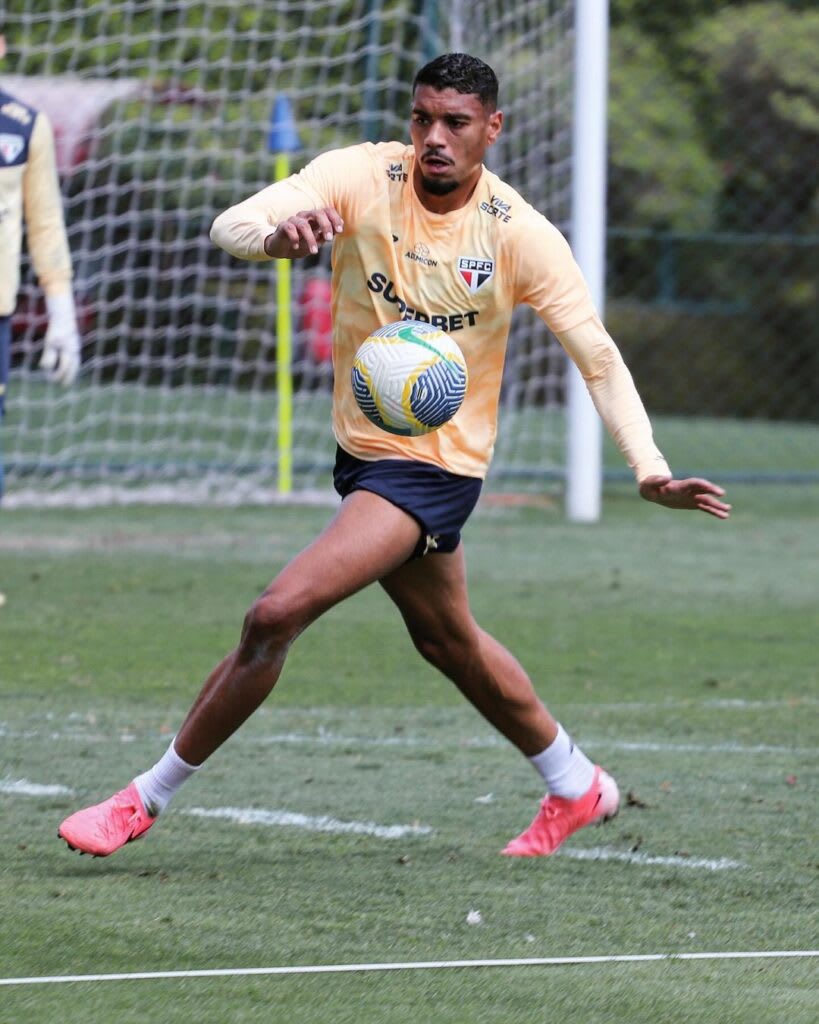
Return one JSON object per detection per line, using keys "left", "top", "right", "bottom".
{"left": 262, "top": 207, "right": 344, "bottom": 259}
{"left": 23, "top": 111, "right": 73, "bottom": 297}
{"left": 210, "top": 145, "right": 372, "bottom": 261}
{"left": 24, "top": 111, "right": 81, "bottom": 386}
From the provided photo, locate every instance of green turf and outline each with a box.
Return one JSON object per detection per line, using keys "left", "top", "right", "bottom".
{"left": 0, "top": 485, "right": 817, "bottom": 1022}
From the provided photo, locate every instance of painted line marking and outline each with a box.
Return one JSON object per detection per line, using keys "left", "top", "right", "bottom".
{"left": 1, "top": 780, "right": 744, "bottom": 870}
{"left": 186, "top": 806, "right": 740, "bottom": 870}
{"left": 560, "top": 847, "right": 744, "bottom": 871}
{"left": 2, "top": 484, "right": 337, "bottom": 511}
{"left": 594, "top": 739, "right": 810, "bottom": 755}
{"left": 2, "top": 783, "right": 744, "bottom": 870}
{"left": 3, "top": 723, "right": 810, "bottom": 757}
{"left": 0, "top": 778, "right": 74, "bottom": 797}
{"left": 562, "top": 698, "right": 819, "bottom": 711}
{"left": 242, "top": 732, "right": 811, "bottom": 757}
{"left": 1, "top": 950, "right": 816, "bottom": 987}
{"left": 184, "top": 806, "right": 432, "bottom": 840}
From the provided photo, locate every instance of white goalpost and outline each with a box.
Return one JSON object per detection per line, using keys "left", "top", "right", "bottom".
{"left": 566, "top": 0, "right": 608, "bottom": 522}
{"left": 2, "top": 0, "right": 605, "bottom": 513}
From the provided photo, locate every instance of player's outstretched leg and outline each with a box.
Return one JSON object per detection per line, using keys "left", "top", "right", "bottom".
{"left": 59, "top": 490, "right": 423, "bottom": 857}
{"left": 501, "top": 765, "right": 620, "bottom": 857}
{"left": 58, "top": 782, "right": 155, "bottom": 857}
{"left": 379, "top": 548, "right": 621, "bottom": 856}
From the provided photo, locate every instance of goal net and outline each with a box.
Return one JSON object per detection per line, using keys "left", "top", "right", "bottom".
{"left": 3, "top": 0, "right": 575, "bottom": 507}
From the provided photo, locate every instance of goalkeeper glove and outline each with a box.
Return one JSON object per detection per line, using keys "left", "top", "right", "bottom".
{"left": 40, "top": 292, "right": 81, "bottom": 387}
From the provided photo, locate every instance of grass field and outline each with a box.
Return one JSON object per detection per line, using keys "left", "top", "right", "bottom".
{"left": 0, "top": 484, "right": 817, "bottom": 1022}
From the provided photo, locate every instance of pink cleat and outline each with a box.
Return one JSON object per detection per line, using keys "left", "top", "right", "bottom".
{"left": 58, "top": 782, "right": 156, "bottom": 857}
{"left": 502, "top": 766, "right": 620, "bottom": 857}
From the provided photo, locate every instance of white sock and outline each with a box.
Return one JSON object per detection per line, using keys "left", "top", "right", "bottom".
{"left": 529, "top": 724, "right": 595, "bottom": 799}
{"left": 133, "top": 740, "right": 201, "bottom": 817}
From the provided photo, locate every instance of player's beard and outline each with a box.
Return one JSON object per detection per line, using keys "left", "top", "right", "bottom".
{"left": 419, "top": 174, "right": 460, "bottom": 196}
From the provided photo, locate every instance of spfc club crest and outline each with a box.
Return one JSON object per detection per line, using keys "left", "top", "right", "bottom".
{"left": 0, "top": 134, "right": 24, "bottom": 164}
{"left": 457, "top": 256, "right": 494, "bottom": 293}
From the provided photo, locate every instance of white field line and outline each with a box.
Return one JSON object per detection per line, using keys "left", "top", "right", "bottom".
{"left": 560, "top": 698, "right": 819, "bottom": 711}
{"left": 0, "top": 725, "right": 107, "bottom": 742}
{"left": 1, "top": 950, "right": 816, "bottom": 988}
{"left": 0, "top": 773, "right": 747, "bottom": 869}
{"left": 0, "top": 722, "right": 811, "bottom": 757}
{"left": 184, "top": 806, "right": 432, "bottom": 840}
{"left": 186, "top": 805, "right": 741, "bottom": 870}
{"left": 0, "top": 781, "right": 744, "bottom": 870}
{"left": 559, "top": 847, "right": 743, "bottom": 871}
{"left": 2, "top": 484, "right": 338, "bottom": 511}
{"left": 0, "top": 778, "right": 74, "bottom": 796}
{"left": 241, "top": 732, "right": 811, "bottom": 757}
{"left": 597, "top": 739, "right": 811, "bottom": 755}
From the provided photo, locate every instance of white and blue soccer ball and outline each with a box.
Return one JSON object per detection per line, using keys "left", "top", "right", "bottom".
{"left": 351, "top": 320, "right": 468, "bottom": 436}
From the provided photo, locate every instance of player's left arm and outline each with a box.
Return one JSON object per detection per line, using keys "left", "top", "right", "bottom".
{"left": 557, "top": 316, "right": 731, "bottom": 520}
{"left": 515, "top": 216, "right": 730, "bottom": 520}
{"left": 637, "top": 475, "right": 731, "bottom": 518}
{"left": 24, "top": 112, "right": 80, "bottom": 387}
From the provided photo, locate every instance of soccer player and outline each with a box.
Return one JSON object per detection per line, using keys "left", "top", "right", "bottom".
{"left": 59, "top": 53, "right": 730, "bottom": 859}
{"left": 0, "top": 34, "right": 81, "bottom": 500}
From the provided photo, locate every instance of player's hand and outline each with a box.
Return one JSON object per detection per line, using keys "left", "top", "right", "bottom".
{"left": 639, "top": 475, "right": 731, "bottom": 519}
{"left": 264, "top": 208, "right": 344, "bottom": 259}
{"left": 40, "top": 293, "right": 81, "bottom": 387}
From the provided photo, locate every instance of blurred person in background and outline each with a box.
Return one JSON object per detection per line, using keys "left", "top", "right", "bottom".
{"left": 0, "top": 33, "right": 81, "bottom": 501}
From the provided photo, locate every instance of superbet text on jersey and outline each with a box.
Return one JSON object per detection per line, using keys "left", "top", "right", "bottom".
{"left": 210, "top": 140, "right": 595, "bottom": 479}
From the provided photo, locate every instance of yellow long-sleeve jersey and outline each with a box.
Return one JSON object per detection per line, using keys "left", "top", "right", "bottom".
{"left": 0, "top": 87, "right": 73, "bottom": 316}
{"left": 211, "top": 141, "right": 671, "bottom": 483}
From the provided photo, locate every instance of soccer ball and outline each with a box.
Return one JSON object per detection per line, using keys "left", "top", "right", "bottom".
{"left": 351, "top": 320, "right": 468, "bottom": 436}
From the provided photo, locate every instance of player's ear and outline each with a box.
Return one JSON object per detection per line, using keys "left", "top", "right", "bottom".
{"left": 486, "top": 109, "right": 503, "bottom": 146}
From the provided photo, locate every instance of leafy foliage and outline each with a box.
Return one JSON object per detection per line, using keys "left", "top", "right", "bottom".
{"left": 686, "top": 2, "right": 819, "bottom": 233}
{"left": 608, "top": 26, "right": 719, "bottom": 231}
{"left": 607, "top": 3, "right": 819, "bottom": 419}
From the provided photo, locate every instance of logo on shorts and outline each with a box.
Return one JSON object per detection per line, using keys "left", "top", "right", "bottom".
{"left": 457, "top": 257, "right": 494, "bottom": 293}
{"left": 0, "top": 133, "right": 25, "bottom": 164}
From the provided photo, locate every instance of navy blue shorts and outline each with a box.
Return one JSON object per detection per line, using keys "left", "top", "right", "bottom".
{"left": 0, "top": 316, "right": 10, "bottom": 418}
{"left": 332, "top": 446, "right": 482, "bottom": 558}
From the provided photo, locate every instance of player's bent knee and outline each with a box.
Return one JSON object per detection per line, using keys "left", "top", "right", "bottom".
{"left": 412, "top": 635, "right": 442, "bottom": 665}
{"left": 411, "top": 631, "right": 470, "bottom": 673}
{"left": 240, "top": 593, "right": 302, "bottom": 658}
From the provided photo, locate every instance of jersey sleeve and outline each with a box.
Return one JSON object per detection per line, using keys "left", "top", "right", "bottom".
{"left": 556, "top": 314, "right": 672, "bottom": 483}
{"left": 513, "top": 215, "right": 597, "bottom": 333}
{"left": 23, "top": 112, "right": 73, "bottom": 297}
{"left": 210, "top": 144, "right": 376, "bottom": 261}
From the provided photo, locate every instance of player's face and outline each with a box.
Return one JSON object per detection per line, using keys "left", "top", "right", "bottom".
{"left": 410, "top": 85, "right": 502, "bottom": 209}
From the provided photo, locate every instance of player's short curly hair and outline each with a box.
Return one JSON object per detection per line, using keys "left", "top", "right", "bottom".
{"left": 412, "top": 53, "right": 499, "bottom": 110}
